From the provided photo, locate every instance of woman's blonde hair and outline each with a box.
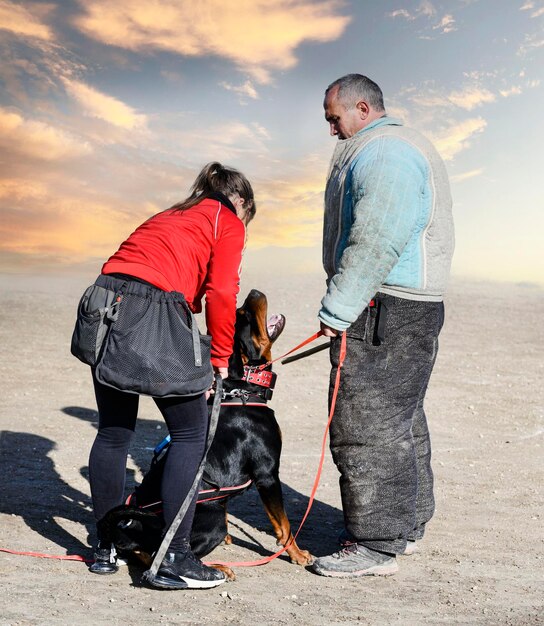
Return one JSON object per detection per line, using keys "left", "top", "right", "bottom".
{"left": 171, "top": 162, "right": 256, "bottom": 222}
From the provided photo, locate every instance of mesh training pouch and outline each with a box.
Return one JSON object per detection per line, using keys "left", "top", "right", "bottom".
{"left": 70, "top": 284, "right": 120, "bottom": 366}
{"left": 95, "top": 289, "right": 213, "bottom": 397}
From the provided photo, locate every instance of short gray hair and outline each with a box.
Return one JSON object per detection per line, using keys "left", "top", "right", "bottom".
{"left": 325, "top": 74, "right": 385, "bottom": 112}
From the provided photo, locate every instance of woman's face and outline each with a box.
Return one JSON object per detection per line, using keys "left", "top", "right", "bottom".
{"left": 230, "top": 194, "right": 251, "bottom": 225}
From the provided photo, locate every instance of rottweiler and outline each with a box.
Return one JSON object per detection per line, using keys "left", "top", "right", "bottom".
{"left": 97, "top": 289, "right": 313, "bottom": 578}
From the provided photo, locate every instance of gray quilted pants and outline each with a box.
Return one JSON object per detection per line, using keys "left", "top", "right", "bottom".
{"left": 329, "top": 293, "right": 444, "bottom": 555}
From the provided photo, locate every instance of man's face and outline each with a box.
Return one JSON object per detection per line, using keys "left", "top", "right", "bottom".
{"left": 324, "top": 88, "right": 366, "bottom": 140}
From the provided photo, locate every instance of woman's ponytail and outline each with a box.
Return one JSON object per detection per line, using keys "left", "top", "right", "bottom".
{"left": 170, "top": 162, "right": 255, "bottom": 221}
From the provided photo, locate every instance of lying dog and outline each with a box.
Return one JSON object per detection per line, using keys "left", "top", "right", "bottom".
{"left": 97, "top": 289, "right": 312, "bottom": 578}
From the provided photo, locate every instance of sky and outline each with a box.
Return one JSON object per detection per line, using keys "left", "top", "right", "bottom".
{"left": 0, "top": 0, "right": 543, "bottom": 285}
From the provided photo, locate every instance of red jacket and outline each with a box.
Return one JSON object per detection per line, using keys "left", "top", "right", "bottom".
{"left": 102, "top": 198, "right": 246, "bottom": 368}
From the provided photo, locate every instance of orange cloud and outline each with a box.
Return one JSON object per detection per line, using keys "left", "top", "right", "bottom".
{"left": 62, "top": 78, "right": 148, "bottom": 130}
{"left": 0, "top": 160, "right": 327, "bottom": 270}
{"left": 0, "top": 107, "right": 92, "bottom": 161}
{"left": 73, "top": 0, "right": 351, "bottom": 83}
{"left": 451, "top": 168, "right": 484, "bottom": 183}
{"left": 447, "top": 87, "right": 496, "bottom": 110}
{"left": 430, "top": 118, "right": 487, "bottom": 161}
{"left": 0, "top": 194, "right": 145, "bottom": 266}
{"left": 0, "top": 178, "right": 48, "bottom": 200}
{"left": 0, "top": 0, "right": 53, "bottom": 40}
{"left": 247, "top": 172, "right": 327, "bottom": 249}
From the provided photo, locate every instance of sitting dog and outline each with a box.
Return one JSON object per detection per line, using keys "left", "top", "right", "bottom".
{"left": 97, "top": 289, "right": 313, "bottom": 578}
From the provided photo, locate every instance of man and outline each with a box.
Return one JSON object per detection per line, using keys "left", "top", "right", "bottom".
{"left": 311, "top": 74, "right": 454, "bottom": 578}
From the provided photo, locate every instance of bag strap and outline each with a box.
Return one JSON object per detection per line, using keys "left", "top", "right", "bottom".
{"left": 190, "top": 311, "right": 203, "bottom": 367}
{"left": 141, "top": 375, "right": 223, "bottom": 583}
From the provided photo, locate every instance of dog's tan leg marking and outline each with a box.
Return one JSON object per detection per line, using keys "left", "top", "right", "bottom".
{"left": 210, "top": 564, "right": 236, "bottom": 581}
{"left": 221, "top": 502, "right": 232, "bottom": 544}
{"left": 260, "top": 497, "right": 313, "bottom": 566}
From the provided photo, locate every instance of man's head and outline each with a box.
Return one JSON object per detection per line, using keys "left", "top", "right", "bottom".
{"left": 324, "top": 74, "right": 386, "bottom": 140}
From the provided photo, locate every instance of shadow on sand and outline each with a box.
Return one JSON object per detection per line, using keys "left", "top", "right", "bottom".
{"left": 0, "top": 405, "right": 342, "bottom": 567}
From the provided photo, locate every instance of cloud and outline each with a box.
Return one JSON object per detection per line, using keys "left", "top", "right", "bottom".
{"left": 251, "top": 122, "right": 271, "bottom": 140}
{"left": 0, "top": 107, "right": 92, "bottom": 161}
{"left": 499, "top": 85, "right": 522, "bottom": 97}
{"left": 0, "top": 0, "right": 53, "bottom": 40}
{"left": 451, "top": 168, "right": 484, "bottom": 183}
{"left": 418, "top": 1, "right": 437, "bottom": 18}
{"left": 388, "top": 9, "right": 413, "bottom": 19}
{"left": 447, "top": 86, "right": 496, "bottom": 110}
{"left": 389, "top": 1, "right": 437, "bottom": 19}
{"left": 520, "top": 1, "right": 544, "bottom": 17}
{"left": 431, "top": 118, "right": 487, "bottom": 161}
{"left": 387, "top": 2, "right": 459, "bottom": 36}
{"left": 220, "top": 80, "right": 259, "bottom": 103}
{"left": 387, "top": 2, "right": 437, "bottom": 21}
{"left": 249, "top": 174, "right": 325, "bottom": 249}
{"left": 433, "top": 14, "right": 456, "bottom": 33}
{"left": 0, "top": 178, "right": 48, "bottom": 200}
{"left": 518, "top": 32, "right": 544, "bottom": 55}
{"left": 0, "top": 197, "right": 140, "bottom": 264}
{"left": 61, "top": 78, "right": 147, "bottom": 130}
{"left": 165, "top": 119, "right": 272, "bottom": 165}
{"left": 407, "top": 85, "right": 496, "bottom": 111}
{"left": 72, "top": 0, "right": 351, "bottom": 83}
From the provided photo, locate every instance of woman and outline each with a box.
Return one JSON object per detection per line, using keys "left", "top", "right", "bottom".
{"left": 85, "top": 162, "right": 255, "bottom": 589}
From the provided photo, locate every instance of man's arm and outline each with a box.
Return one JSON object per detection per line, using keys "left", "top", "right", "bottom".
{"left": 319, "top": 138, "right": 425, "bottom": 331}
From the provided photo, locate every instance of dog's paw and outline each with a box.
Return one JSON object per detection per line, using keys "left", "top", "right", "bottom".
{"left": 224, "top": 533, "right": 233, "bottom": 545}
{"left": 213, "top": 565, "right": 236, "bottom": 581}
{"left": 289, "top": 549, "right": 314, "bottom": 566}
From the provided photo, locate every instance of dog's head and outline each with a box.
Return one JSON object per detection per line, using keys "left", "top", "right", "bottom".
{"left": 228, "top": 289, "right": 285, "bottom": 380}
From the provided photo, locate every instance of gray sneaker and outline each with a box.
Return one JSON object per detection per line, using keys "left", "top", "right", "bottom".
{"left": 311, "top": 543, "right": 398, "bottom": 578}
{"left": 403, "top": 540, "right": 419, "bottom": 556}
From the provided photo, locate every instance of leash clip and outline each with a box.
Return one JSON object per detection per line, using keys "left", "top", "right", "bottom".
{"left": 224, "top": 388, "right": 250, "bottom": 403}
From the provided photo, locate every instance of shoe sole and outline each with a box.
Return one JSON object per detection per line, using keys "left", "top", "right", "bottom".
{"left": 150, "top": 575, "right": 226, "bottom": 590}
{"left": 402, "top": 543, "right": 419, "bottom": 556}
{"left": 89, "top": 567, "right": 119, "bottom": 575}
{"left": 311, "top": 561, "right": 399, "bottom": 578}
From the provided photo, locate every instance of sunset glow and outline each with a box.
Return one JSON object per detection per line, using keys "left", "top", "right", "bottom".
{"left": 0, "top": 0, "right": 542, "bottom": 284}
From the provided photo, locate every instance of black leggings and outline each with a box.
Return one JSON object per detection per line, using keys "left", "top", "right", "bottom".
{"left": 89, "top": 373, "right": 209, "bottom": 552}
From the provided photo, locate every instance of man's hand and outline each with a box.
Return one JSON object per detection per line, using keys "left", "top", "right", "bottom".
{"left": 320, "top": 321, "right": 340, "bottom": 337}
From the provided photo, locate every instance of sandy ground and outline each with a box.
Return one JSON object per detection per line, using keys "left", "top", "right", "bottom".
{"left": 0, "top": 270, "right": 542, "bottom": 626}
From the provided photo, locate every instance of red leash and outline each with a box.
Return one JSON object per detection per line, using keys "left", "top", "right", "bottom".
{"left": 204, "top": 331, "right": 346, "bottom": 568}
{"left": 0, "top": 548, "right": 93, "bottom": 563}
{"left": 255, "top": 330, "right": 325, "bottom": 370}
{"left": 0, "top": 330, "right": 345, "bottom": 569}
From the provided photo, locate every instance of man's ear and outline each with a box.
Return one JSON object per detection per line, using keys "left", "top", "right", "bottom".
{"left": 356, "top": 100, "right": 370, "bottom": 120}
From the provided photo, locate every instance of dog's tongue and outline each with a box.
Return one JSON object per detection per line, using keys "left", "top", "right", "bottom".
{"left": 267, "top": 314, "right": 284, "bottom": 339}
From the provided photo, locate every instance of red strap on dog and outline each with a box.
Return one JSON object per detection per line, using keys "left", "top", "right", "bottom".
{"left": 205, "top": 331, "right": 347, "bottom": 569}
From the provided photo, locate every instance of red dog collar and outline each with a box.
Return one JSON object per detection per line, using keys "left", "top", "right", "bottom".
{"left": 242, "top": 366, "right": 276, "bottom": 389}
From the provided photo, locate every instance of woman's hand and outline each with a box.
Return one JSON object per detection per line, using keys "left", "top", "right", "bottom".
{"left": 205, "top": 366, "right": 229, "bottom": 399}
{"left": 214, "top": 366, "right": 229, "bottom": 379}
